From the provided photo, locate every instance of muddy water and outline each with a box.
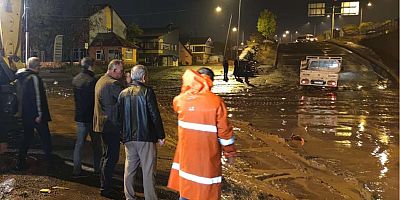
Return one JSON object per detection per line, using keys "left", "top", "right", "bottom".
{"left": 148, "top": 66, "right": 399, "bottom": 199}
{"left": 43, "top": 66, "right": 398, "bottom": 199}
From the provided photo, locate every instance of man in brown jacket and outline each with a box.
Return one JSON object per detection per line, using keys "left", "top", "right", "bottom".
{"left": 93, "top": 59, "right": 124, "bottom": 198}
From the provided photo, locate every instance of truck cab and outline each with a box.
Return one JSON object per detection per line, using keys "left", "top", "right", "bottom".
{"left": 299, "top": 56, "right": 342, "bottom": 88}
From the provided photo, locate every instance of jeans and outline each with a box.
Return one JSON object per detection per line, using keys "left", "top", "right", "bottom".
{"left": 18, "top": 121, "right": 52, "bottom": 165}
{"left": 73, "top": 122, "right": 102, "bottom": 175}
{"left": 100, "top": 122, "right": 120, "bottom": 192}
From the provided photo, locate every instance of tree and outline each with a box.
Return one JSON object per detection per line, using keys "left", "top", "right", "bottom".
{"left": 125, "top": 23, "right": 143, "bottom": 44}
{"left": 257, "top": 9, "right": 276, "bottom": 39}
{"left": 359, "top": 22, "right": 376, "bottom": 33}
{"left": 342, "top": 24, "right": 359, "bottom": 36}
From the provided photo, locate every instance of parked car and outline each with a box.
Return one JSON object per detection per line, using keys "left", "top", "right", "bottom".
{"left": 296, "top": 34, "right": 318, "bottom": 43}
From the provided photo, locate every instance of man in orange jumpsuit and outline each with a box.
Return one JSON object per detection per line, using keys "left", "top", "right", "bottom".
{"left": 168, "top": 67, "right": 237, "bottom": 200}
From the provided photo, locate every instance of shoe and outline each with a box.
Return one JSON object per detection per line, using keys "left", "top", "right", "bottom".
{"left": 15, "top": 160, "right": 27, "bottom": 171}
{"left": 100, "top": 190, "right": 114, "bottom": 199}
{"left": 100, "top": 189, "right": 122, "bottom": 199}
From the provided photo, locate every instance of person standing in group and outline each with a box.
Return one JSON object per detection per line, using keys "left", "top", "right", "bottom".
{"left": 16, "top": 57, "right": 52, "bottom": 170}
{"left": 167, "top": 67, "right": 237, "bottom": 200}
{"left": 233, "top": 59, "right": 241, "bottom": 82}
{"left": 72, "top": 57, "right": 102, "bottom": 177}
{"left": 93, "top": 59, "right": 124, "bottom": 197}
{"left": 223, "top": 59, "right": 229, "bottom": 82}
{"left": 117, "top": 65, "right": 166, "bottom": 200}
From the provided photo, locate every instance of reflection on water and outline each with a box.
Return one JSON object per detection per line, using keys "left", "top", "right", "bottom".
{"left": 43, "top": 71, "right": 398, "bottom": 199}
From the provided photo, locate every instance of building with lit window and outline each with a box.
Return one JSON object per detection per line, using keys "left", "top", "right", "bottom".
{"left": 181, "top": 37, "right": 213, "bottom": 64}
{"left": 88, "top": 5, "right": 138, "bottom": 65}
{"left": 136, "top": 25, "right": 179, "bottom": 66}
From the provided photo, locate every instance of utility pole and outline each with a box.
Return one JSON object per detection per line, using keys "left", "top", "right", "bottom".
{"left": 223, "top": 14, "right": 232, "bottom": 58}
{"left": 236, "top": 0, "right": 242, "bottom": 59}
{"left": 359, "top": 7, "right": 363, "bottom": 25}
{"left": 313, "top": 24, "right": 316, "bottom": 36}
{"left": 24, "top": 0, "right": 29, "bottom": 62}
{"left": 331, "top": 5, "right": 335, "bottom": 39}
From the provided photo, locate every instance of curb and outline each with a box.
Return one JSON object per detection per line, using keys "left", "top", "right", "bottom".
{"left": 327, "top": 41, "right": 399, "bottom": 83}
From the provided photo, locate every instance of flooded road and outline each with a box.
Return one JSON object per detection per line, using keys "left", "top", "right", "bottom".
{"left": 148, "top": 42, "right": 398, "bottom": 199}
{"left": 41, "top": 42, "right": 398, "bottom": 199}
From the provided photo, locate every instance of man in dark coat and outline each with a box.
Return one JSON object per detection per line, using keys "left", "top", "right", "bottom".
{"left": 72, "top": 57, "right": 101, "bottom": 176}
{"left": 223, "top": 59, "right": 229, "bottom": 82}
{"left": 16, "top": 57, "right": 52, "bottom": 170}
{"left": 93, "top": 59, "right": 124, "bottom": 197}
{"left": 117, "top": 65, "right": 165, "bottom": 200}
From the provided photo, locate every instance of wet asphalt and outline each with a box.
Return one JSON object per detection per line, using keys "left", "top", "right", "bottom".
{"left": 38, "top": 41, "right": 398, "bottom": 199}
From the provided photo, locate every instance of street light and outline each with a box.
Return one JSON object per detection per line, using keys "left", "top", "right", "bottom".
{"left": 285, "top": 30, "right": 290, "bottom": 34}
{"left": 360, "top": 2, "right": 373, "bottom": 25}
{"left": 232, "top": 27, "right": 237, "bottom": 32}
{"left": 215, "top": 6, "right": 232, "bottom": 58}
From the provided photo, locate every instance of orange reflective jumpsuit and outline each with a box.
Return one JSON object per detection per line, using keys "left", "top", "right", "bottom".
{"left": 167, "top": 69, "right": 236, "bottom": 200}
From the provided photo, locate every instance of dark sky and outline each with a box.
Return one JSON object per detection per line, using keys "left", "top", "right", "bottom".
{"left": 93, "top": 0, "right": 398, "bottom": 42}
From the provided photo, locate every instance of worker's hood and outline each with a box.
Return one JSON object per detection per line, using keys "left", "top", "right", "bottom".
{"left": 180, "top": 69, "right": 213, "bottom": 94}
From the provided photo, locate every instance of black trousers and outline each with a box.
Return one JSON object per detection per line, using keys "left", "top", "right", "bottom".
{"left": 223, "top": 68, "right": 229, "bottom": 81}
{"left": 19, "top": 120, "right": 53, "bottom": 163}
{"left": 100, "top": 122, "right": 120, "bottom": 191}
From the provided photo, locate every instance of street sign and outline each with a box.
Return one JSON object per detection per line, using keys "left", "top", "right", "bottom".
{"left": 85, "top": 42, "right": 89, "bottom": 49}
{"left": 341, "top": 1, "right": 360, "bottom": 15}
{"left": 308, "top": 3, "right": 325, "bottom": 17}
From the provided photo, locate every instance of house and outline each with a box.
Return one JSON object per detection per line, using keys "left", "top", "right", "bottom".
{"left": 136, "top": 26, "right": 179, "bottom": 66}
{"left": 181, "top": 37, "right": 213, "bottom": 64}
{"left": 179, "top": 42, "right": 192, "bottom": 65}
{"left": 89, "top": 32, "right": 138, "bottom": 65}
{"left": 88, "top": 4, "right": 137, "bottom": 64}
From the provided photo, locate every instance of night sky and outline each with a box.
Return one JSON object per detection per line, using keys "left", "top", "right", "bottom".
{"left": 93, "top": 0, "right": 398, "bottom": 42}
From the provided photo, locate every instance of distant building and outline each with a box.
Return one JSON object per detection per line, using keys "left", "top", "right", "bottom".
{"left": 179, "top": 42, "right": 192, "bottom": 65}
{"left": 136, "top": 25, "right": 179, "bottom": 66}
{"left": 208, "top": 55, "right": 223, "bottom": 64}
{"left": 88, "top": 4, "right": 137, "bottom": 64}
{"left": 89, "top": 32, "right": 138, "bottom": 65}
{"left": 181, "top": 37, "right": 213, "bottom": 64}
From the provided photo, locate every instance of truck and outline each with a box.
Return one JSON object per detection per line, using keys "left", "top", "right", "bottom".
{"left": 0, "top": 0, "right": 24, "bottom": 150}
{"left": 299, "top": 56, "right": 342, "bottom": 88}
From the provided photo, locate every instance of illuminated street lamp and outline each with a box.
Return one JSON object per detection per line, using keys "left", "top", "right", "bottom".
{"left": 327, "top": 14, "right": 331, "bottom": 18}
{"left": 232, "top": 27, "right": 238, "bottom": 32}
{"left": 215, "top": 6, "right": 222, "bottom": 13}
{"left": 282, "top": 34, "right": 287, "bottom": 37}
{"left": 360, "top": 2, "right": 373, "bottom": 25}
{"left": 285, "top": 30, "right": 290, "bottom": 34}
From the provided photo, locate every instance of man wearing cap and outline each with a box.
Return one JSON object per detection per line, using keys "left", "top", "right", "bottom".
{"left": 16, "top": 57, "right": 52, "bottom": 170}
{"left": 168, "top": 67, "right": 237, "bottom": 200}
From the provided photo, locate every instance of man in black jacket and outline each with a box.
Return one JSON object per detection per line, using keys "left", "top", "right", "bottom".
{"left": 72, "top": 57, "right": 101, "bottom": 176}
{"left": 93, "top": 59, "right": 124, "bottom": 197}
{"left": 117, "top": 65, "right": 165, "bottom": 200}
{"left": 16, "top": 57, "right": 52, "bottom": 170}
